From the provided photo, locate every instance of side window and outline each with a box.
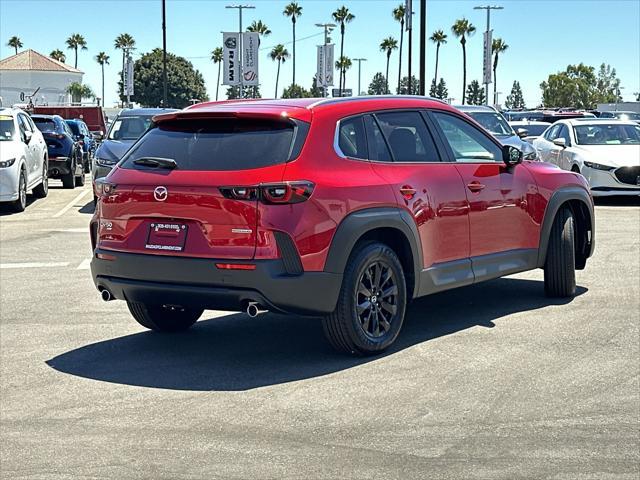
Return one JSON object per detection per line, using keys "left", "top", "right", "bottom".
{"left": 364, "top": 115, "right": 392, "bottom": 162}
{"left": 432, "top": 112, "right": 502, "bottom": 162}
{"left": 16, "top": 115, "right": 28, "bottom": 142}
{"left": 374, "top": 111, "right": 441, "bottom": 162}
{"left": 558, "top": 125, "right": 571, "bottom": 145}
{"left": 545, "top": 124, "right": 561, "bottom": 140}
{"left": 337, "top": 116, "right": 368, "bottom": 159}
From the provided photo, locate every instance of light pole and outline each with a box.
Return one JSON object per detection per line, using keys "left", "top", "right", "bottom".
{"left": 419, "top": 0, "right": 426, "bottom": 95}
{"left": 474, "top": 4, "right": 503, "bottom": 106}
{"left": 162, "top": 0, "right": 168, "bottom": 107}
{"left": 353, "top": 58, "right": 367, "bottom": 95}
{"left": 226, "top": 4, "right": 255, "bottom": 99}
{"left": 315, "top": 23, "right": 336, "bottom": 97}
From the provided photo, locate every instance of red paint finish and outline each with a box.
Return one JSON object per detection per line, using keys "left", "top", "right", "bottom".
{"left": 91, "top": 97, "right": 590, "bottom": 276}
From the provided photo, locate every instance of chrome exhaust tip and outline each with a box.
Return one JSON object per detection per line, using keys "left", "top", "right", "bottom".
{"left": 99, "top": 288, "right": 113, "bottom": 302}
{"left": 246, "top": 301, "right": 267, "bottom": 318}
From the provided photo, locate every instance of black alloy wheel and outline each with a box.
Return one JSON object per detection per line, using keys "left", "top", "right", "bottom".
{"left": 356, "top": 260, "right": 398, "bottom": 339}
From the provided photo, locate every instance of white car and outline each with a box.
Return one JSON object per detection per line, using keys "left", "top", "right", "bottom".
{"left": 533, "top": 119, "right": 640, "bottom": 197}
{"left": 0, "top": 108, "right": 48, "bottom": 211}
{"left": 508, "top": 120, "right": 551, "bottom": 144}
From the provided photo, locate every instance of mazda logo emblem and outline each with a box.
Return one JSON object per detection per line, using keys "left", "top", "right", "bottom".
{"left": 154, "top": 186, "right": 168, "bottom": 202}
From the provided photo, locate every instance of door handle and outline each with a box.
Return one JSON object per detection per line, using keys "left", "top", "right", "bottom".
{"left": 467, "top": 181, "right": 485, "bottom": 192}
{"left": 399, "top": 185, "right": 416, "bottom": 199}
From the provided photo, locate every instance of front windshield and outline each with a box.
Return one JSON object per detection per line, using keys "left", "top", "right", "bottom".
{"left": 0, "top": 117, "right": 15, "bottom": 141}
{"left": 467, "top": 112, "right": 514, "bottom": 136}
{"left": 574, "top": 124, "right": 640, "bottom": 145}
{"left": 107, "top": 115, "right": 153, "bottom": 141}
{"left": 522, "top": 124, "right": 550, "bottom": 137}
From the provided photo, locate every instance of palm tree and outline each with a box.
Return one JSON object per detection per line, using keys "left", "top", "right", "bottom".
{"left": 392, "top": 4, "right": 405, "bottom": 94}
{"left": 380, "top": 37, "right": 398, "bottom": 94}
{"left": 283, "top": 2, "right": 303, "bottom": 92}
{"left": 65, "top": 33, "right": 88, "bottom": 69}
{"left": 332, "top": 6, "right": 355, "bottom": 95}
{"left": 7, "top": 36, "right": 23, "bottom": 55}
{"left": 247, "top": 20, "right": 271, "bottom": 37}
{"left": 269, "top": 44, "right": 290, "bottom": 98}
{"left": 451, "top": 18, "right": 476, "bottom": 105}
{"left": 66, "top": 82, "right": 95, "bottom": 105}
{"left": 492, "top": 38, "right": 509, "bottom": 105}
{"left": 114, "top": 33, "right": 136, "bottom": 98}
{"left": 50, "top": 49, "right": 66, "bottom": 63}
{"left": 335, "top": 56, "right": 352, "bottom": 92}
{"left": 95, "top": 52, "right": 109, "bottom": 106}
{"left": 429, "top": 30, "right": 447, "bottom": 88}
{"left": 211, "top": 47, "right": 223, "bottom": 101}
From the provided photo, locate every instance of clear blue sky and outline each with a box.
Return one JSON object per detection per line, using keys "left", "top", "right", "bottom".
{"left": 1, "top": 0, "right": 639, "bottom": 107}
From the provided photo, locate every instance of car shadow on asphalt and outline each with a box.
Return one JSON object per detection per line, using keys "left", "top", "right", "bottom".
{"left": 79, "top": 200, "right": 95, "bottom": 214}
{"left": 46, "top": 277, "right": 587, "bottom": 392}
{"left": 594, "top": 196, "right": 640, "bottom": 207}
{"left": 0, "top": 195, "right": 36, "bottom": 216}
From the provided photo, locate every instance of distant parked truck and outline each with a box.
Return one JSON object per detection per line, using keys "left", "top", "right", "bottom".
{"left": 31, "top": 105, "right": 107, "bottom": 140}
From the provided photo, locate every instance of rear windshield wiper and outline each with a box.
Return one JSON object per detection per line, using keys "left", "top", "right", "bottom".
{"left": 133, "top": 157, "right": 177, "bottom": 169}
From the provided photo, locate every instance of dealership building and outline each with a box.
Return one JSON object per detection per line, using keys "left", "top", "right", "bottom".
{"left": 0, "top": 49, "right": 83, "bottom": 108}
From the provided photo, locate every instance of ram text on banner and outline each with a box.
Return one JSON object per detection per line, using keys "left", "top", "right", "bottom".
{"left": 223, "top": 32, "right": 240, "bottom": 86}
{"left": 316, "top": 46, "right": 326, "bottom": 87}
{"left": 324, "top": 44, "right": 334, "bottom": 87}
{"left": 242, "top": 32, "right": 259, "bottom": 86}
{"left": 483, "top": 30, "right": 493, "bottom": 85}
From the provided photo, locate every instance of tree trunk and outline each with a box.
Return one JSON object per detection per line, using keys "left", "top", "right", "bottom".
{"left": 121, "top": 52, "right": 125, "bottom": 103}
{"left": 292, "top": 19, "right": 296, "bottom": 93}
{"left": 493, "top": 54, "right": 499, "bottom": 105}
{"left": 397, "top": 20, "right": 404, "bottom": 95}
{"left": 14, "top": 46, "right": 18, "bottom": 55}
{"left": 339, "top": 24, "right": 345, "bottom": 96}
{"left": 101, "top": 64, "right": 105, "bottom": 107}
{"left": 216, "top": 63, "right": 221, "bottom": 101}
{"left": 461, "top": 39, "right": 467, "bottom": 105}
{"left": 385, "top": 54, "right": 391, "bottom": 94}
{"left": 74, "top": 47, "right": 78, "bottom": 69}
{"left": 434, "top": 43, "right": 440, "bottom": 86}
{"left": 275, "top": 60, "right": 281, "bottom": 98}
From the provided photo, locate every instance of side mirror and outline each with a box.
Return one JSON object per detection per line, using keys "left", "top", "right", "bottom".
{"left": 553, "top": 137, "right": 567, "bottom": 148}
{"left": 23, "top": 130, "right": 32, "bottom": 144}
{"left": 517, "top": 128, "right": 529, "bottom": 138}
{"left": 77, "top": 133, "right": 85, "bottom": 140}
{"left": 502, "top": 145, "right": 523, "bottom": 166}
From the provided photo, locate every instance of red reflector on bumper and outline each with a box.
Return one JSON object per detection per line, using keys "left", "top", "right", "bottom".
{"left": 96, "top": 253, "right": 116, "bottom": 261}
{"left": 215, "top": 263, "right": 256, "bottom": 270}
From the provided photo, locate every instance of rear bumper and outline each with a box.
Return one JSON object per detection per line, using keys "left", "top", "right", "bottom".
{"left": 90, "top": 249, "right": 342, "bottom": 315}
{"left": 48, "top": 157, "right": 71, "bottom": 176}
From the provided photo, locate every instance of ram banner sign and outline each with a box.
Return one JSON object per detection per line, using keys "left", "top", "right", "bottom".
{"left": 483, "top": 30, "right": 493, "bottom": 85}
{"left": 242, "top": 32, "right": 259, "bottom": 85}
{"left": 223, "top": 32, "right": 240, "bottom": 86}
{"left": 316, "top": 44, "right": 335, "bottom": 87}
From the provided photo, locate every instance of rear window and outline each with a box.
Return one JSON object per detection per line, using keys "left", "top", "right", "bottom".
{"left": 108, "top": 115, "right": 153, "bottom": 140}
{"left": 33, "top": 118, "right": 57, "bottom": 132}
{"left": 66, "top": 122, "right": 80, "bottom": 135}
{"left": 121, "top": 118, "right": 306, "bottom": 171}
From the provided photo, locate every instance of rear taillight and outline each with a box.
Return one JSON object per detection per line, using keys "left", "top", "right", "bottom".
{"left": 95, "top": 178, "right": 116, "bottom": 197}
{"left": 219, "top": 181, "right": 314, "bottom": 205}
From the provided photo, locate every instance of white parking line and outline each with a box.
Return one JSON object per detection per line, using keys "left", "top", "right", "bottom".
{"left": 42, "top": 228, "right": 88, "bottom": 233}
{"left": 0, "top": 262, "right": 69, "bottom": 269}
{"left": 53, "top": 189, "right": 90, "bottom": 218}
{"left": 76, "top": 258, "right": 91, "bottom": 270}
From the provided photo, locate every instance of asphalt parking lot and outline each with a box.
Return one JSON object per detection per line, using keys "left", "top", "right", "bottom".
{"left": 0, "top": 180, "right": 638, "bottom": 479}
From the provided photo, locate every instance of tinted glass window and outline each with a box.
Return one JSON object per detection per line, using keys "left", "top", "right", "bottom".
{"left": 338, "top": 116, "right": 367, "bottom": 159}
{"left": 18, "top": 114, "right": 32, "bottom": 132}
{"left": 374, "top": 111, "right": 440, "bottom": 162}
{"left": 466, "top": 111, "right": 513, "bottom": 136}
{"left": 0, "top": 116, "right": 15, "bottom": 141}
{"left": 365, "top": 116, "right": 392, "bottom": 162}
{"left": 108, "top": 115, "right": 154, "bottom": 140}
{"left": 545, "top": 124, "right": 561, "bottom": 140}
{"left": 432, "top": 112, "right": 502, "bottom": 162}
{"left": 558, "top": 125, "right": 571, "bottom": 145}
{"left": 574, "top": 124, "right": 640, "bottom": 145}
{"left": 522, "top": 124, "right": 550, "bottom": 137}
{"left": 121, "top": 118, "right": 300, "bottom": 171}
{"left": 33, "top": 118, "right": 57, "bottom": 132}
{"left": 66, "top": 121, "right": 80, "bottom": 135}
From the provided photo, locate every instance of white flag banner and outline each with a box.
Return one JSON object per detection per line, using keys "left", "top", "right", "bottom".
{"left": 124, "top": 57, "right": 134, "bottom": 96}
{"left": 483, "top": 30, "right": 493, "bottom": 85}
{"left": 223, "top": 32, "right": 240, "bottom": 86}
{"left": 242, "top": 32, "right": 259, "bottom": 86}
{"left": 405, "top": 0, "right": 412, "bottom": 31}
{"left": 324, "top": 44, "right": 334, "bottom": 87}
{"left": 316, "top": 45, "right": 326, "bottom": 87}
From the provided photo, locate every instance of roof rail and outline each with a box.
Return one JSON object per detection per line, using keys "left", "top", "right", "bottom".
{"left": 307, "top": 95, "right": 447, "bottom": 109}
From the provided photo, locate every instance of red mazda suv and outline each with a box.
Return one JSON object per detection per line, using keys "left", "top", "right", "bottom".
{"left": 90, "top": 97, "right": 595, "bottom": 355}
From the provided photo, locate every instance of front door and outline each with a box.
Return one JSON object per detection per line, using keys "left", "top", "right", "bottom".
{"left": 430, "top": 111, "right": 540, "bottom": 261}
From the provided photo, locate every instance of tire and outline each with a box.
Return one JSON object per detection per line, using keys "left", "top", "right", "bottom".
{"left": 11, "top": 169, "right": 27, "bottom": 213}
{"left": 544, "top": 207, "right": 576, "bottom": 298}
{"left": 32, "top": 160, "right": 48, "bottom": 199}
{"left": 76, "top": 170, "right": 85, "bottom": 186}
{"left": 127, "top": 301, "right": 203, "bottom": 333}
{"left": 83, "top": 152, "right": 91, "bottom": 173}
{"left": 322, "top": 242, "right": 407, "bottom": 355}
{"left": 62, "top": 155, "right": 76, "bottom": 189}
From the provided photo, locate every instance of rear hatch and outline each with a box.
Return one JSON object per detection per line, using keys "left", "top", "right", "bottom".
{"left": 97, "top": 114, "right": 308, "bottom": 259}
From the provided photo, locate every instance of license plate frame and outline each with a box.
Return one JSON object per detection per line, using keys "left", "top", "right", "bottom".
{"left": 145, "top": 222, "right": 189, "bottom": 252}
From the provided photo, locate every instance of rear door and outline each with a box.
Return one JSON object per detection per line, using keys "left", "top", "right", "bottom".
{"left": 97, "top": 116, "right": 302, "bottom": 260}
{"left": 363, "top": 110, "right": 471, "bottom": 269}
